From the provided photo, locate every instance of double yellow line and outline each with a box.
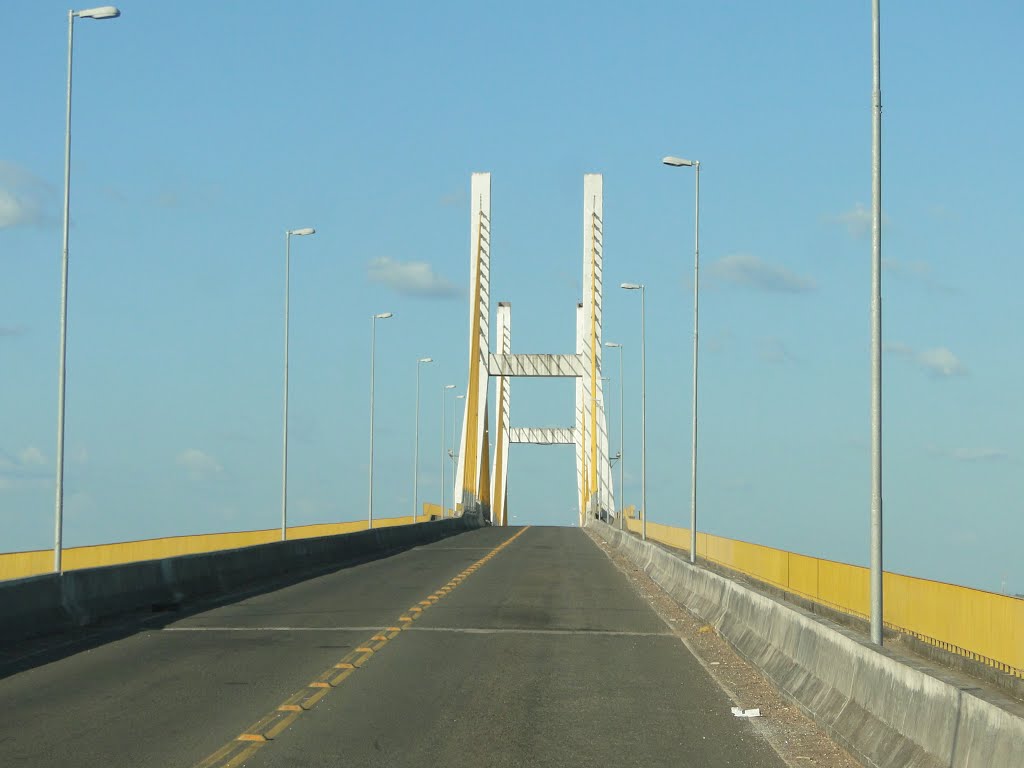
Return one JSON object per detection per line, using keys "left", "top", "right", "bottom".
{"left": 195, "top": 526, "right": 530, "bottom": 768}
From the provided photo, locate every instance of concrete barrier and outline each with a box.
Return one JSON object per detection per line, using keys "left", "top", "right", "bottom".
{"left": 589, "top": 519, "right": 1024, "bottom": 768}
{"left": 1, "top": 514, "right": 484, "bottom": 648}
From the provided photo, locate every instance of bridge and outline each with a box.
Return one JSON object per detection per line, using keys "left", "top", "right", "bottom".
{"left": 2, "top": 170, "right": 1022, "bottom": 768}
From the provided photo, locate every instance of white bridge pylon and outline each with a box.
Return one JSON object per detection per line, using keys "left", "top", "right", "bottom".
{"left": 454, "top": 173, "right": 616, "bottom": 527}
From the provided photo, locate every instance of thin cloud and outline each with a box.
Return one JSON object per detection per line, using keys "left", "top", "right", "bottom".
{"left": 18, "top": 447, "right": 45, "bottom": 466}
{"left": 0, "top": 161, "right": 53, "bottom": 229}
{"left": 883, "top": 258, "right": 954, "bottom": 294}
{"left": 0, "top": 325, "right": 27, "bottom": 337}
{"left": 885, "top": 342, "right": 967, "bottom": 378}
{"left": 758, "top": 337, "right": 797, "bottom": 365}
{"left": 708, "top": 254, "right": 816, "bottom": 294}
{"left": 439, "top": 189, "right": 465, "bottom": 208}
{"left": 927, "top": 445, "right": 1009, "bottom": 463}
{"left": 367, "top": 256, "right": 461, "bottom": 298}
{"left": 0, "top": 447, "right": 50, "bottom": 491}
{"left": 705, "top": 329, "right": 733, "bottom": 354}
{"left": 176, "top": 448, "right": 223, "bottom": 478}
{"left": 825, "top": 202, "right": 889, "bottom": 240}
{"left": 928, "top": 204, "right": 959, "bottom": 223}
{"left": 917, "top": 347, "right": 967, "bottom": 378}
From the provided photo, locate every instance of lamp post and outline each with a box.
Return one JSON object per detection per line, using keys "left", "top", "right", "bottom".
{"left": 54, "top": 5, "right": 121, "bottom": 574}
{"left": 441, "top": 384, "right": 455, "bottom": 516}
{"left": 368, "top": 312, "right": 394, "bottom": 529}
{"left": 452, "top": 394, "right": 464, "bottom": 510}
{"left": 605, "top": 342, "right": 624, "bottom": 530}
{"left": 663, "top": 154, "right": 701, "bottom": 564}
{"left": 412, "top": 357, "right": 433, "bottom": 523}
{"left": 870, "top": 0, "right": 884, "bottom": 647}
{"left": 281, "top": 227, "right": 316, "bottom": 541}
{"left": 621, "top": 283, "right": 646, "bottom": 542}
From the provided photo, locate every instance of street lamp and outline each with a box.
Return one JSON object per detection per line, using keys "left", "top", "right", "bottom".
{"left": 281, "top": 227, "right": 316, "bottom": 541}
{"left": 54, "top": 5, "right": 122, "bottom": 574}
{"left": 441, "top": 384, "right": 455, "bottom": 516}
{"left": 452, "top": 394, "right": 464, "bottom": 508}
{"left": 368, "top": 312, "right": 394, "bottom": 528}
{"left": 870, "top": 0, "right": 884, "bottom": 647}
{"left": 663, "top": 154, "right": 701, "bottom": 564}
{"left": 605, "top": 341, "right": 624, "bottom": 531}
{"left": 621, "top": 283, "right": 646, "bottom": 542}
{"left": 412, "top": 357, "right": 434, "bottom": 523}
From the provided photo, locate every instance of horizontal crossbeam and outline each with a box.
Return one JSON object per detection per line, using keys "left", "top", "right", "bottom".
{"left": 488, "top": 354, "right": 585, "bottom": 377}
{"left": 509, "top": 427, "right": 576, "bottom": 445}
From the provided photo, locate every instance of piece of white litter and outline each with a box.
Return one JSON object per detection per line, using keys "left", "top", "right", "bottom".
{"left": 731, "top": 707, "right": 762, "bottom": 718}
{"left": 710, "top": 661, "right": 721, "bottom": 665}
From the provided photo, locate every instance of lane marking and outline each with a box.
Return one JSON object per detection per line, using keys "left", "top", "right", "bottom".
{"left": 402, "top": 627, "right": 673, "bottom": 637}
{"left": 165, "top": 626, "right": 671, "bottom": 637}
{"left": 192, "top": 526, "right": 530, "bottom": 768}
{"left": 166, "top": 626, "right": 393, "bottom": 632}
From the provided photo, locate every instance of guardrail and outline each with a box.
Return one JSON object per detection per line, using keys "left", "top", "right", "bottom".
{"left": 624, "top": 517, "right": 1023, "bottom": 680}
{"left": 0, "top": 515, "right": 425, "bottom": 582}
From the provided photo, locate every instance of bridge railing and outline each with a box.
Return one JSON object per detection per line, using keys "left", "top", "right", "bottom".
{"left": 0, "top": 515, "right": 426, "bottom": 582}
{"left": 624, "top": 517, "right": 1023, "bottom": 680}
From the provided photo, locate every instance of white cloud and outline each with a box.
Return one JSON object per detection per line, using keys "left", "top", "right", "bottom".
{"left": 917, "top": 347, "right": 967, "bottom": 378}
{"left": 708, "top": 254, "right": 816, "bottom": 293}
{"left": 885, "top": 342, "right": 967, "bottom": 378}
{"left": 0, "top": 446, "right": 50, "bottom": 491}
{"left": 18, "top": 446, "right": 45, "bottom": 466}
{"left": 176, "top": 448, "right": 223, "bottom": 477}
{"left": 0, "top": 189, "right": 38, "bottom": 229}
{"left": 825, "top": 202, "right": 892, "bottom": 240}
{"left": 0, "top": 161, "right": 52, "bottom": 229}
{"left": 367, "top": 257, "right": 461, "bottom": 298}
{"left": 828, "top": 202, "right": 872, "bottom": 239}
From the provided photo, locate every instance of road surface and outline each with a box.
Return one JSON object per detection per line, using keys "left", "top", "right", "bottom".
{"left": 0, "top": 525, "right": 786, "bottom": 767}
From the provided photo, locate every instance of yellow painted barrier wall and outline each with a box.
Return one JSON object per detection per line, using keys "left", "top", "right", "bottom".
{"left": 617, "top": 516, "right": 1022, "bottom": 679}
{"left": 421, "top": 503, "right": 455, "bottom": 520}
{"left": 0, "top": 515, "right": 424, "bottom": 583}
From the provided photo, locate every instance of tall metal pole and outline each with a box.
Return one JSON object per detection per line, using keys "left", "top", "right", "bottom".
{"left": 54, "top": 11, "right": 76, "bottom": 574}
{"left": 368, "top": 316, "right": 377, "bottom": 529}
{"left": 281, "top": 232, "right": 292, "bottom": 540}
{"left": 440, "top": 386, "right": 446, "bottom": 517}
{"left": 689, "top": 162, "right": 700, "bottom": 564}
{"left": 441, "top": 384, "right": 454, "bottom": 517}
{"left": 413, "top": 362, "right": 422, "bottom": 523}
{"left": 870, "top": 0, "right": 884, "bottom": 646}
{"left": 617, "top": 345, "right": 624, "bottom": 531}
{"left": 412, "top": 358, "right": 433, "bottom": 522}
{"left": 452, "top": 395, "right": 463, "bottom": 510}
{"left": 640, "top": 286, "right": 647, "bottom": 543}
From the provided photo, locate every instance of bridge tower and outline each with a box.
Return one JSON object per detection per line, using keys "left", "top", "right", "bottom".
{"left": 455, "top": 173, "right": 616, "bottom": 526}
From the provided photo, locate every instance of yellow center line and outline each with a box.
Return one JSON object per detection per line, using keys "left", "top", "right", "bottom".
{"left": 192, "top": 526, "right": 530, "bottom": 768}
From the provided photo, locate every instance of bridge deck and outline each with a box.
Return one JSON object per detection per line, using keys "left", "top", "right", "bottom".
{"left": 0, "top": 526, "right": 785, "bottom": 767}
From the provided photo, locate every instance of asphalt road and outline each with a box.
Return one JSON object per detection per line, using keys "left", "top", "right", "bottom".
{"left": 0, "top": 526, "right": 786, "bottom": 767}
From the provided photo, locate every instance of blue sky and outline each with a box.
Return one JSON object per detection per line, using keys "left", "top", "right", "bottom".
{"left": 2, "top": 2, "right": 1021, "bottom": 594}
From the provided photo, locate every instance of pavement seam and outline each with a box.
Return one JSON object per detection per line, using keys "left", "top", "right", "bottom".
{"left": 191, "top": 526, "right": 530, "bottom": 768}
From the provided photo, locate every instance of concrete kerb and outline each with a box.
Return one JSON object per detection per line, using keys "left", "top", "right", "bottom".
{"left": 588, "top": 518, "right": 1024, "bottom": 768}
{"left": 1, "top": 516, "right": 482, "bottom": 649}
